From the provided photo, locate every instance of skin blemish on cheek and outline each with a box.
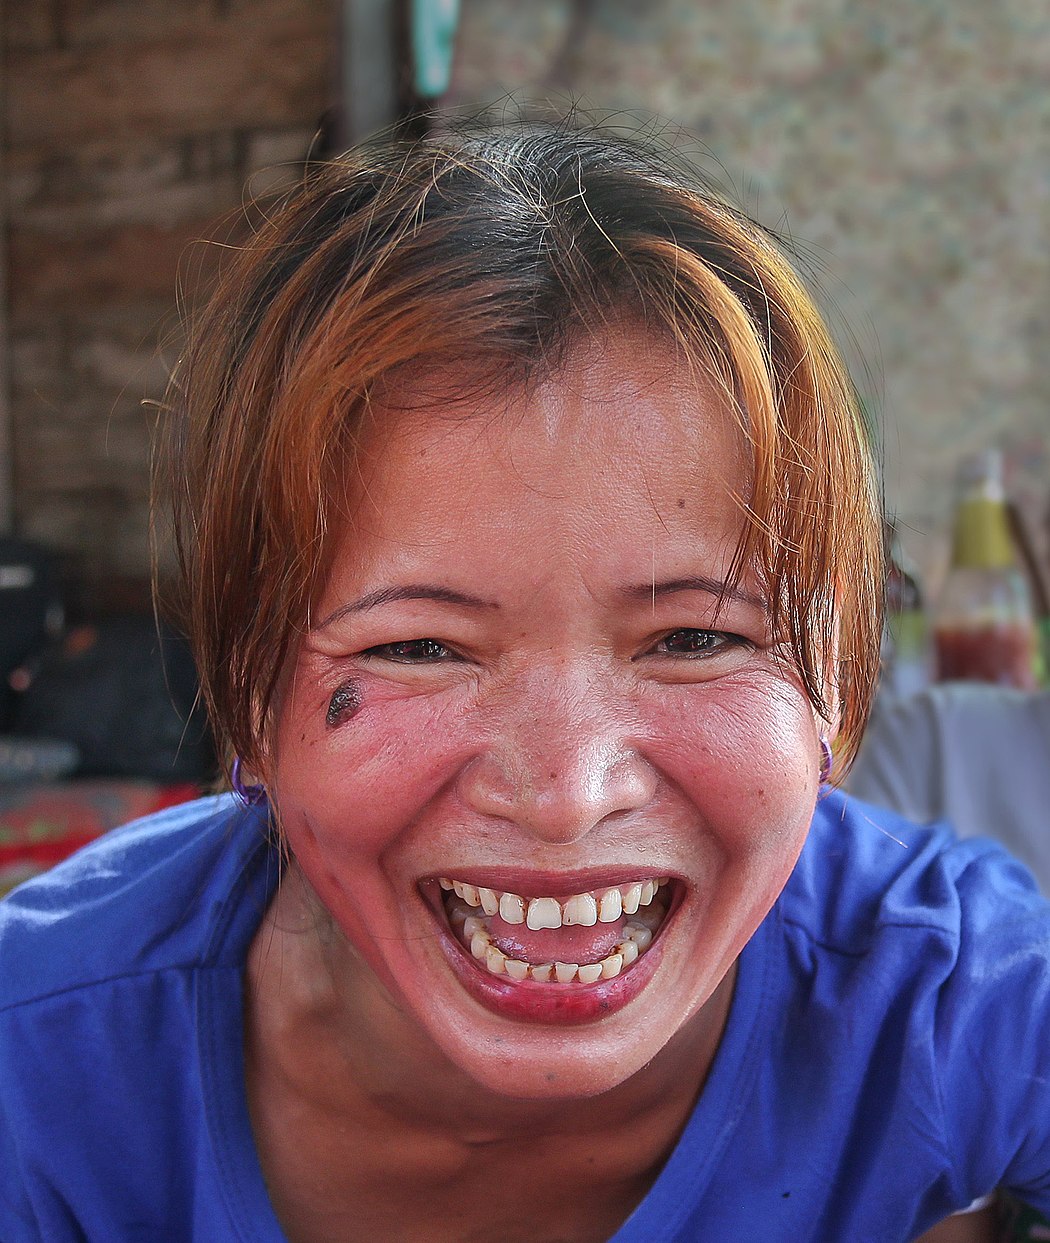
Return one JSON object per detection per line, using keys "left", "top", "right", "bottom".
{"left": 677, "top": 498, "right": 686, "bottom": 509}
{"left": 326, "top": 680, "right": 362, "bottom": 729}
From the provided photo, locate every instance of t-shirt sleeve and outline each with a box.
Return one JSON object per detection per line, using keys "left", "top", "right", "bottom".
{"left": 932, "top": 842, "right": 1050, "bottom": 1209}
{"left": 0, "top": 1054, "right": 43, "bottom": 1241}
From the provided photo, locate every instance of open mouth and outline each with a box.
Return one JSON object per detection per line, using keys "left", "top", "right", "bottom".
{"left": 436, "top": 876, "right": 674, "bottom": 986}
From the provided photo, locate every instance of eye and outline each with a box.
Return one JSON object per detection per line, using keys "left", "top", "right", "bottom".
{"left": 650, "top": 628, "right": 747, "bottom": 658}
{"left": 363, "top": 638, "right": 457, "bottom": 664}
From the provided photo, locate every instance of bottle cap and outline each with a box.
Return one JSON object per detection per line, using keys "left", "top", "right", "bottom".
{"left": 955, "top": 449, "right": 1004, "bottom": 502}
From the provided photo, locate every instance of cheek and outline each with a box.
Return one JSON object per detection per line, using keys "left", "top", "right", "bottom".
{"left": 642, "top": 678, "right": 817, "bottom": 850}
{"left": 650, "top": 683, "right": 817, "bottom": 972}
{"left": 276, "top": 681, "right": 472, "bottom": 858}
{"left": 272, "top": 685, "right": 476, "bottom": 987}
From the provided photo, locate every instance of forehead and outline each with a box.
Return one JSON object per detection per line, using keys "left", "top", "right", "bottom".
{"left": 344, "top": 330, "right": 752, "bottom": 529}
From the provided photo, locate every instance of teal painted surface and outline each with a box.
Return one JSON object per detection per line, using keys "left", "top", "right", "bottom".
{"left": 412, "top": 0, "right": 460, "bottom": 97}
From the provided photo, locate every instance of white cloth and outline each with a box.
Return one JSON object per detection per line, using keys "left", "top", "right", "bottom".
{"left": 848, "top": 683, "right": 1050, "bottom": 892}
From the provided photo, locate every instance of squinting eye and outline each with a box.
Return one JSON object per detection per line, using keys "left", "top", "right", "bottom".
{"left": 653, "top": 629, "right": 741, "bottom": 657}
{"left": 365, "top": 638, "right": 454, "bottom": 663}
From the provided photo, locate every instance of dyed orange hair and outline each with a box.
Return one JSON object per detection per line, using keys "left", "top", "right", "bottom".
{"left": 167, "top": 114, "right": 883, "bottom": 779}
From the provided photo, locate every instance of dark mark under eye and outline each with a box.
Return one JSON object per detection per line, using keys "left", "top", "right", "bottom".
{"left": 326, "top": 681, "right": 362, "bottom": 728}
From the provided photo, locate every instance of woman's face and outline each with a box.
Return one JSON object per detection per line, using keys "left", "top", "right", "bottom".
{"left": 273, "top": 331, "right": 823, "bottom": 1099}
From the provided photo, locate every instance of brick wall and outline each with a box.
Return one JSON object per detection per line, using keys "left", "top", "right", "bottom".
{"left": 3, "top": 0, "right": 336, "bottom": 614}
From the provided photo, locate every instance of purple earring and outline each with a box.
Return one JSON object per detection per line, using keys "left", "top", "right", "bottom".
{"left": 231, "top": 757, "right": 266, "bottom": 807}
{"left": 819, "top": 736, "right": 833, "bottom": 785}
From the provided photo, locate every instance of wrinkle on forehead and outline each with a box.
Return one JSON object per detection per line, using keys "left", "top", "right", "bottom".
{"left": 341, "top": 326, "right": 754, "bottom": 536}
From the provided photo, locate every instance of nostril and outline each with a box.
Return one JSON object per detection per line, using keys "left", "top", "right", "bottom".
{"left": 459, "top": 744, "right": 656, "bottom": 843}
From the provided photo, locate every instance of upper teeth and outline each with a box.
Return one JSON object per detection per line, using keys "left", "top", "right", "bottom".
{"left": 437, "top": 878, "right": 666, "bottom": 928}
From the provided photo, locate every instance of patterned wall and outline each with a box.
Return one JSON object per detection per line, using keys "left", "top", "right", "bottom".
{"left": 449, "top": 0, "right": 1050, "bottom": 593}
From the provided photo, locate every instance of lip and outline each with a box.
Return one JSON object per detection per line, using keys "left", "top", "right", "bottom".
{"left": 421, "top": 876, "right": 682, "bottom": 1026}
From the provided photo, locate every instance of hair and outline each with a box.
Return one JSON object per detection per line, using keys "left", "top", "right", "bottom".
{"left": 166, "top": 110, "right": 883, "bottom": 781}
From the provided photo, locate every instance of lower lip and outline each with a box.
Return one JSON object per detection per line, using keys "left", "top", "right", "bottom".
{"left": 431, "top": 895, "right": 675, "bottom": 1026}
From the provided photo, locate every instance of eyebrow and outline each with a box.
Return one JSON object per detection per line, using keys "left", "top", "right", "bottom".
{"left": 622, "top": 575, "right": 768, "bottom": 613}
{"left": 315, "top": 584, "right": 499, "bottom": 630}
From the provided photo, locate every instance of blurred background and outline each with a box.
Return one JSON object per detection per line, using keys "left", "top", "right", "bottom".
{"left": 0, "top": 1, "right": 1048, "bottom": 880}
{"left": 3, "top": 0, "right": 1049, "bottom": 611}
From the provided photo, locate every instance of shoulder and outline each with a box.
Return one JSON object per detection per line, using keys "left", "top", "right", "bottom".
{"left": 783, "top": 787, "right": 1046, "bottom": 952}
{"left": 775, "top": 791, "right": 1050, "bottom": 1207}
{"left": 0, "top": 794, "right": 275, "bottom": 1009}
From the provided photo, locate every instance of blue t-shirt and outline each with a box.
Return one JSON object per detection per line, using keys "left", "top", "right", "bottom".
{"left": 2, "top": 790, "right": 1049, "bottom": 1241}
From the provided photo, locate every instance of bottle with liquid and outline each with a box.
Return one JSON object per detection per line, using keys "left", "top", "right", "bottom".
{"left": 933, "top": 450, "right": 1038, "bottom": 690}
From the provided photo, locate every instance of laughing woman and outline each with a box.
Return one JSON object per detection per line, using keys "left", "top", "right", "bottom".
{"left": 1, "top": 118, "right": 1045, "bottom": 1242}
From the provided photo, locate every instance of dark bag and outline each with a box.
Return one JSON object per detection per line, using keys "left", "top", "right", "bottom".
{"left": 10, "top": 617, "right": 215, "bottom": 783}
{"left": 0, "top": 539, "right": 63, "bottom": 729}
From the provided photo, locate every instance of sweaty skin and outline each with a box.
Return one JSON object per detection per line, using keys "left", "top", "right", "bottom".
{"left": 245, "top": 329, "right": 827, "bottom": 1242}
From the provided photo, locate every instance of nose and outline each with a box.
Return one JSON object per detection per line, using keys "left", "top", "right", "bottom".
{"left": 458, "top": 677, "right": 657, "bottom": 845}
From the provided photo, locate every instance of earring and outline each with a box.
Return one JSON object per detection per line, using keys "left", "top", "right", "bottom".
{"left": 819, "top": 736, "right": 833, "bottom": 785}
{"left": 231, "top": 756, "right": 266, "bottom": 807}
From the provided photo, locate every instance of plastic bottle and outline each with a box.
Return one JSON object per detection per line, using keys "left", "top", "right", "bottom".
{"left": 933, "top": 450, "right": 1038, "bottom": 690}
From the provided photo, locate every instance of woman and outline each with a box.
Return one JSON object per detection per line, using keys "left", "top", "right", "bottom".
{"left": 0, "top": 117, "right": 1042, "bottom": 1241}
